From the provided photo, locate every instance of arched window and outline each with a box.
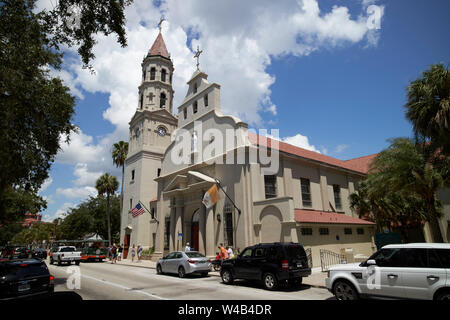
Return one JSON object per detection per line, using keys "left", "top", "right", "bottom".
{"left": 160, "top": 93, "right": 166, "bottom": 108}
{"left": 193, "top": 101, "right": 198, "bottom": 113}
{"left": 140, "top": 94, "right": 143, "bottom": 109}
{"left": 193, "top": 82, "right": 198, "bottom": 94}
{"left": 161, "top": 69, "right": 166, "bottom": 82}
{"left": 150, "top": 67, "right": 156, "bottom": 80}
{"left": 204, "top": 94, "right": 208, "bottom": 107}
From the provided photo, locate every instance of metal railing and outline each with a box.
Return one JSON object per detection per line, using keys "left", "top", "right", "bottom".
{"left": 319, "top": 249, "right": 347, "bottom": 272}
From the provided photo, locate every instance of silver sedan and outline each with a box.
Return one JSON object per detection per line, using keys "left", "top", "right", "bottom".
{"left": 156, "top": 251, "right": 211, "bottom": 278}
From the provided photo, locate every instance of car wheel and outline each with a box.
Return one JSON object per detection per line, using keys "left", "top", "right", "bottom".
{"left": 221, "top": 269, "right": 233, "bottom": 285}
{"left": 201, "top": 272, "right": 208, "bottom": 277}
{"left": 178, "top": 266, "right": 186, "bottom": 278}
{"left": 262, "top": 273, "right": 278, "bottom": 291}
{"left": 435, "top": 290, "right": 450, "bottom": 301}
{"left": 156, "top": 264, "right": 163, "bottom": 275}
{"left": 50, "top": 257, "right": 54, "bottom": 265}
{"left": 67, "top": 261, "right": 71, "bottom": 265}
{"left": 75, "top": 261, "right": 80, "bottom": 265}
{"left": 333, "top": 280, "right": 359, "bottom": 300}
{"left": 57, "top": 258, "right": 62, "bottom": 266}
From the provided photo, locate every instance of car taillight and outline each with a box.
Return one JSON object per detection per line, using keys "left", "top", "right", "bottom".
{"left": 188, "top": 260, "right": 197, "bottom": 264}
{"left": 20, "top": 264, "right": 28, "bottom": 267}
{"left": 49, "top": 275, "right": 54, "bottom": 284}
{"left": 281, "top": 260, "right": 289, "bottom": 271}
{"left": 61, "top": 254, "right": 64, "bottom": 257}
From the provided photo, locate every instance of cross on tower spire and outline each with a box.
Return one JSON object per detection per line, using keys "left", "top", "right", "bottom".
{"left": 158, "top": 17, "right": 165, "bottom": 32}
{"left": 194, "top": 46, "right": 203, "bottom": 71}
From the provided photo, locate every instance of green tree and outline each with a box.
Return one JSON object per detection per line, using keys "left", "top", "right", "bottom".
{"left": 0, "top": 0, "right": 132, "bottom": 223}
{"left": 112, "top": 141, "right": 129, "bottom": 217}
{"left": 95, "top": 173, "right": 119, "bottom": 246}
{"left": 370, "top": 138, "right": 445, "bottom": 242}
{"left": 405, "top": 63, "right": 450, "bottom": 156}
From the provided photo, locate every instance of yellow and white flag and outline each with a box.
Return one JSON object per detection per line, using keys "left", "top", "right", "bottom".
{"left": 202, "top": 184, "right": 220, "bottom": 209}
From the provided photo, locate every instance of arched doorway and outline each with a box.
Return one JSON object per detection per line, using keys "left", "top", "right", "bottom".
{"left": 191, "top": 209, "right": 200, "bottom": 251}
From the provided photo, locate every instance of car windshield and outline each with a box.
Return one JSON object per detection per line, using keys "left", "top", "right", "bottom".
{"left": 61, "top": 247, "right": 75, "bottom": 252}
{"left": 185, "top": 252, "right": 205, "bottom": 258}
{"left": 285, "top": 245, "right": 306, "bottom": 259}
{"left": 1, "top": 262, "right": 48, "bottom": 277}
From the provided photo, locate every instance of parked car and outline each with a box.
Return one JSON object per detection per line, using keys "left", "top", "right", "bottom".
{"left": 0, "top": 258, "right": 54, "bottom": 300}
{"left": 326, "top": 243, "right": 450, "bottom": 300}
{"left": 220, "top": 242, "right": 311, "bottom": 290}
{"left": 156, "top": 251, "right": 211, "bottom": 278}
{"left": 49, "top": 246, "right": 81, "bottom": 266}
{"left": 13, "top": 247, "right": 31, "bottom": 259}
{"left": 32, "top": 248, "right": 47, "bottom": 260}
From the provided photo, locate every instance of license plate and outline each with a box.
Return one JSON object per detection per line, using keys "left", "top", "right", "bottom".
{"left": 18, "top": 284, "right": 30, "bottom": 292}
{"left": 297, "top": 263, "right": 302, "bottom": 268}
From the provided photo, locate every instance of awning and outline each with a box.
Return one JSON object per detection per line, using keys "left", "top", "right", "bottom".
{"left": 295, "top": 209, "right": 375, "bottom": 225}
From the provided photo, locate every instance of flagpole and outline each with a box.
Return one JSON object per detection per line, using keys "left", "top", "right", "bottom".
{"left": 138, "top": 200, "right": 158, "bottom": 222}
{"left": 214, "top": 179, "right": 241, "bottom": 215}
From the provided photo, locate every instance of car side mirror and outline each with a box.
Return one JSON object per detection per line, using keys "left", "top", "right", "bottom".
{"left": 366, "top": 259, "right": 377, "bottom": 266}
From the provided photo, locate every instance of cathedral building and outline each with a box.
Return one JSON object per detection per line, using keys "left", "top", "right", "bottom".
{"left": 120, "top": 29, "right": 382, "bottom": 267}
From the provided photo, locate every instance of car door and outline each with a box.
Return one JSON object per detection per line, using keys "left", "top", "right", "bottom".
{"left": 402, "top": 248, "right": 448, "bottom": 300}
{"left": 161, "top": 252, "right": 175, "bottom": 273}
{"left": 370, "top": 248, "right": 406, "bottom": 298}
{"left": 249, "top": 247, "right": 267, "bottom": 280}
{"left": 173, "top": 252, "right": 184, "bottom": 273}
{"left": 234, "top": 247, "right": 253, "bottom": 279}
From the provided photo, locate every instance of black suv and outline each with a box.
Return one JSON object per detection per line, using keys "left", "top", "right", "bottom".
{"left": 220, "top": 242, "right": 311, "bottom": 290}
{"left": 0, "top": 258, "right": 54, "bottom": 300}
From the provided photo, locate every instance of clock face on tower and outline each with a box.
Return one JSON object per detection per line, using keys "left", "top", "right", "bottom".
{"left": 157, "top": 126, "right": 167, "bottom": 136}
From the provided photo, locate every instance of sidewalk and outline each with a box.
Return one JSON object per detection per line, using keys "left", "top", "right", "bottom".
{"left": 111, "top": 258, "right": 327, "bottom": 289}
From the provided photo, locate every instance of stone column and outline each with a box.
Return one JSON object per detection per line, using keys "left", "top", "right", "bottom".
{"left": 175, "top": 205, "right": 183, "bottom": 251}
{"left": 205, "top": 207, "right": 215, "bottom": 257}
{"left": 169, "top": 206, "right": 176, "bottom": 251}
{"left": 199, "top": 205, "right": 206, "bottom": 255}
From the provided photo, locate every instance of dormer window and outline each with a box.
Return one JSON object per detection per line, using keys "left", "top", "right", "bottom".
{"left": 183, "top": 107, "right": 187, "bottom": 119}
{"left": 204, "top": 94, "right": 208, "bottom": 107}
{"left": 193, "top": 82, "right": 198, "bottom": 94}
{"left": 160, "top": 93, "right": 166, "bottom": 108}
{"left": 193, "top": 101, "right": 198, "bottom": 113}
{"left": 150, "top": 67, "right": 156, "bottom": 80}
{"left": 161, "top": 69, "right": 166, "bottom": 82}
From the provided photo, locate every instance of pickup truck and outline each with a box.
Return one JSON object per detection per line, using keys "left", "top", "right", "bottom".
{"left": 49, "top": 246, "right": 81, "bottom": 266}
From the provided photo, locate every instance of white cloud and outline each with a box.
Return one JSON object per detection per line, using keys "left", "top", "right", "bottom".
{"left": 54, "top": 202, "right": 76, "bottom": 219}
{"left": 335, "top": 144, "right": 349, "bottom": 153}
{"left": 73, "top": 163, "right": 103, "bottom": 187}
{"left": 39, "top": 177, "right": 53, "bottom": 193}
{"left": 56, "top": 186, "right": 97, "bottom": 200}
{"left": 282, "top": 133, "right": 321, "bottom": 153}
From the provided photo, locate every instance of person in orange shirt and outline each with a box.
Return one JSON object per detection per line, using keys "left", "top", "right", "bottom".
{"left": 219, "top": 243, "right": 228, "bottom": 260}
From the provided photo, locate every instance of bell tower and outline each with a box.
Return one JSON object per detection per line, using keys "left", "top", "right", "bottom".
{"left": 120, "top": 25, "right": 178, "bottom": 254}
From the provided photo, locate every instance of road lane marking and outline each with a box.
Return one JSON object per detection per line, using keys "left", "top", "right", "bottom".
{"left": 80, "top": 274, "right": 170, "bottom": 300}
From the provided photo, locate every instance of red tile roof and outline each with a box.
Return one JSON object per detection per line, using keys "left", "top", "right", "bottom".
{"left": 248, "top": 133, "right": 376, "bottom": 174}
{"left": 149, "top": 32, "right": 169, "bottom": 58}
{"left": 294, "top": 209, "right": 375, "bottom": 225}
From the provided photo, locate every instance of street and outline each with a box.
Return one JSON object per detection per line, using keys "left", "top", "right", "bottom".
{"left": 47, "top": 261, "right": 333, "bottom": 300}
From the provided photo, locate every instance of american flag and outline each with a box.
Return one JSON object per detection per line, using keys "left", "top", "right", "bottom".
{"left": 131, "top": 203, "right": 145, "bottom": 218}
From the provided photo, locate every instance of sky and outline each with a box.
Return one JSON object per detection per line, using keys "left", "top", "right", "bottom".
{"left": 35, "top": 0, "right": 450, "bottom": 222}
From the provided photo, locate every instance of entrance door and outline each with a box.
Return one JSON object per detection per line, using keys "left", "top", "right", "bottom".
{"left": 123, "top": 234, "right": 130, "bottom": 259}
{"left": 191, "top": 209, "right": 200, "bottom": 251}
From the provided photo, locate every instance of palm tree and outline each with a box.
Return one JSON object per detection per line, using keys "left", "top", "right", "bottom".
{"left": 371, "top": 138, "right": 444, "bottom": 242}
{"left": 95, "top": 173, "right": 119, "bottom": 246}
{"left": 112, "top": 141, "right": 129, "bottom": 216}
{"left": 405, "top": 63, "right": 450, "bottom": 156}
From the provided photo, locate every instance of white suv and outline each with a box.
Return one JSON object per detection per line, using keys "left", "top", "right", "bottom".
{"left": 325, "top": 243, "right": 450, "bottom": 300}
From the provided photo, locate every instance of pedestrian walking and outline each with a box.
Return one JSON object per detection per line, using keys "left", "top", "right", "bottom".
{"left": 219, "top": 243, "right": 227, "bottom": 260}
{"left": 131, "top": 244, "right": 136, "bottom": 262}
{"left": 227, "top": 246, "right": 234, "bottom": 259}
{"left": 111, "top": 244, "right": 117, "bottom": 264}
{"left": 185, "top": 242, "right": 191, "bottom": 252}
{"left": 117, "top": 244, "right": 123, "bottom": 261}
{"left": 137, "top": 245, "right": 143, "bottom": 262}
